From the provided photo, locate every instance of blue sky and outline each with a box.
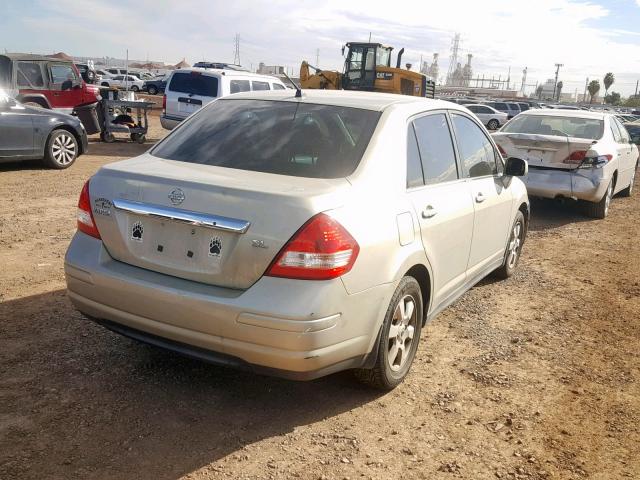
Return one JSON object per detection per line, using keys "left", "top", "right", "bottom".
{"left": 2, "top": 0, "right": 640, "bottom": 96}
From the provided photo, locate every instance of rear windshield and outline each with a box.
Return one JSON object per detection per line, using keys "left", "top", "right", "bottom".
{"left": 508, "top": 103, "right": 520, "bottom": 110}
{"left": 503, "top": 115, "right": 604, "bottom": 139}
{"left": 169, "top": 72, "right": 218, "bottom": 97}
{"left": 152, "top": 99, "right": 381, "bottom": 178}
{"left": 494, "top": 102, "right": 508, "bottom": 109}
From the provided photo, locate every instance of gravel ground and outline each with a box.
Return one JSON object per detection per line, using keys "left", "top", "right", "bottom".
{"left": 1, "top": 111, "right": 639, "bottom": 480}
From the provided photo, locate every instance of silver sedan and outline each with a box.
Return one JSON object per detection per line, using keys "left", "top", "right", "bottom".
{"left": 65, "top": 90, "right": 529, "bottom": 389}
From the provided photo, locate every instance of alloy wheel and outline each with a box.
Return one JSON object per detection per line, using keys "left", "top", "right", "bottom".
{"left": 604, "top": 181, "right": 613, "bottom": 216}
{"left": 507, "top": 221, "right": 523, "bottom": 269}
{"left": 51, "top": 134, "right": 76, "bottom": 165}
{"left": 387, "top": 294, "right": 417, "bottom": 372}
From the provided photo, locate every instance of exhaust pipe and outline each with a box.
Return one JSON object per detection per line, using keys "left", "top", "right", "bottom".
{"left": 396, "top": 48, "right": 405, "bottom": 69}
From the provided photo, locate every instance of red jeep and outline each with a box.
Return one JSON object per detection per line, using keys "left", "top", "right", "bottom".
{"left": 0, "top": 54, "right": 100, "bottom": 113}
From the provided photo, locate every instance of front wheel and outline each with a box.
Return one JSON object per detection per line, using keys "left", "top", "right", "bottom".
{"left": 130, "top": 85, "right": 139, "bottom": 92}
{"left": 147, "top": 85, "right": 158, "bottom": 95}
{"left": 487, "top": 119, "right": 499, "bottom": 130}
{"left": 584, "top": 179, "right": 613, "bottom": 219}
{"left": 494, "top": 210, "right": 526, "bottom": 279}
{"left": 620, "top": 164, "right": 637, "bottom": 197}
{"left": 354, "top": 276, "right": 423, "bottom": 390}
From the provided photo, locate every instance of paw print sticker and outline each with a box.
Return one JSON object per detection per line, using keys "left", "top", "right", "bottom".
{"left": 208, "top": 237, "right": 222, "bottom": 257}
{"left": 131, "top": 221, "right": 144, "bottom": 242}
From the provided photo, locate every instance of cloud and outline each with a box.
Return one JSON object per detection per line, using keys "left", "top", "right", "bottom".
{"left": 2, "top": 0, "right": 640, "bottom": 95}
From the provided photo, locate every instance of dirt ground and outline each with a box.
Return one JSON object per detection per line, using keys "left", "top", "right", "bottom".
{"left": 1, "top": 109, "right": 639, "bottom": 480}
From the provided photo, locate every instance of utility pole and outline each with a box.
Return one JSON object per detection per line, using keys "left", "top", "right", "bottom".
{"left": 552, "top": 63, "right": 563, "bottom": 101}
{"left": 635, "top": 79, "right": 639, "bottom": 97}
{"left": 233, "top": 34, "right": 241, "bottom": 65}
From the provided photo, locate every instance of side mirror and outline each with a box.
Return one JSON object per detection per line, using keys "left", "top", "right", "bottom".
{"left": 505, "top": 157, "right": 528, "bottom": 177}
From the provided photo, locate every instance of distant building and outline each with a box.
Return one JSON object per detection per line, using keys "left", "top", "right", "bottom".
{"left": 257, "top": 63, "right": 285, "bottom": 75}
{"left": 540, "top": 78, "right": 557, "bottom": 99}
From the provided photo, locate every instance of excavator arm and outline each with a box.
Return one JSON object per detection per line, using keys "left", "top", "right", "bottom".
{"left": 299, "top": 61, "right": 341, "bottom": 90}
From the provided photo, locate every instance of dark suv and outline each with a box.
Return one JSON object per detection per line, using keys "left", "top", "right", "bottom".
{"left": 0, "top": 54, "right": 100, "bottom": 112}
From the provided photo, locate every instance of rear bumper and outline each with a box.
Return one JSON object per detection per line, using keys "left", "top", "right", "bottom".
{"left": 160, "top": 114, "right": 183, "bottom": 130}
{"left": 523, "top": 167, "right": 611, "bottom": 202}
{"left": 64, "top": 233, "right": 391, "bottom": 379}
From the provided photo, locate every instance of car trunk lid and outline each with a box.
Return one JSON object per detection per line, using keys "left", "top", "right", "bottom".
{"left": 493, "top": 133, "right": 597, "bottom": 170}
{"left": 89, "top": 154, "right": 350, "bottom": 290}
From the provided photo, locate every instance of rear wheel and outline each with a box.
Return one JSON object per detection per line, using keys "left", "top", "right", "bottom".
{"left": 100, "top": 131, "right": 115, "bottom": 143}
{"left": 487, "top": 119, "right": 499, "bottom": 130}
{"left": 584, "top": 179, "right": 613, "bottom": 218}
{"left": 620, "top": 163, "right": 637, "bottom": 197}
{"left": 44, "top": 130, "right": 78, "bottom": 169}
{"left": 130, "top": 85, "right": 139, "bottom": 92}
{"left": 130, "top": 133, "right": 146, "bottom": 144}
{"left": 147, "top": 85, "right": 158, "bottom": 95}
{"left": 354, "top": 276, "right": 423, "bottom": 390}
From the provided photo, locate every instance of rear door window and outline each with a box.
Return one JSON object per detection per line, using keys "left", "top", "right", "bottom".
{"left": 451, "top": 113, "right": 498, "bottom": 178}
{"left": 169, "top": 72, "right": 218, "bottom": 97}
{"left": 412, "top": 113, "right": 458, "bottom": 185}
{"left": 251, "top": 81, "right": 270, "bottom": 91}
{"left": 152, "top": 99, "right": 381, "bottom": 179}
{"left": 230, "top": 80, "right": 250, "bottom": 93}
{"left": 49, "top": 64, "right": 77, "bottom": 90}
{"left": 16, "top": 62, "right": 45, "bottom": 89}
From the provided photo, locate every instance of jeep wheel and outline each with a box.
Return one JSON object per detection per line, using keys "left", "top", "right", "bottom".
{"left": 354, "top": 276, "right": 423, "bottom": 390}
{"left": 44, "top": 130, "right": 78, "bottom": 169}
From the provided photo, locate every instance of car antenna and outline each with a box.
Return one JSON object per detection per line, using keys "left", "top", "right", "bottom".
{"left": 282, "top": 71, "right": 302, "bottom": 98}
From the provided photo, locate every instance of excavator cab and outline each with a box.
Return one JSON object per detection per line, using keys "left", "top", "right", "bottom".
{"left": 342, "top": 43, "right": 393, "bottom": 91}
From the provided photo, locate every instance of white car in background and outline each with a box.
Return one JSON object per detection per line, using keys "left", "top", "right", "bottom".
{"left": 465, "top": 104, "right": 509, "bottom": 130}
{"left": 100, "top": 74, "right": 145, "bottom": 92}
{"left": 161, "top": 68, "right": 287, "bottom": 130}
{"left": 493, "top": 109, "right": 638, "bottom": 218}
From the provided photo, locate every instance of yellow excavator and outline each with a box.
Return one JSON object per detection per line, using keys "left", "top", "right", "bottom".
{"left": 300, "top": 42, "right": 435, "bottom": 98}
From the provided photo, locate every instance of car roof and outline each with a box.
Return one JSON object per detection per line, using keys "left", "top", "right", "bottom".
{"left": 1, "top": 53, "right": 71, "bottom": 63}
{"left": 172, "top": 67, "right": 283, "bottom": 81}
{"left": 218, "top": 89, "right": 465, "bottom": 113}
{"left": 518, "top": 108, "right": 607, "bottom": 120}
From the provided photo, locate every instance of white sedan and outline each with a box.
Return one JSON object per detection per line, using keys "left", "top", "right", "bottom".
{"left": 465, "top": 104, "right": 509, "bottom": 130}
{"left": 100, "top": 74, "right": 145, "bottom": 92}
{"left": 493, "top": 109, "right": 638, "bottom": 218}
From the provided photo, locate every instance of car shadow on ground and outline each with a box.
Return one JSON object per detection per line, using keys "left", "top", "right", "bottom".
{"left": 0, "top": 289, "right": 383, "bottom": 480}
{"left": 527, "top": 197, "right": 592, "bottom": 232}
{"left": 86, "top": 138, "right": 157, "bottom": 157}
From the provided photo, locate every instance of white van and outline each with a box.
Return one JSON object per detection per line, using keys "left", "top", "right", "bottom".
{"left": 161, "top": 68, "right": 287, "bottom": 130}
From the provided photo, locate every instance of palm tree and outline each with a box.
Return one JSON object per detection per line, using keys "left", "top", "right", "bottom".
{"left": 603, "top": 72, "right": 615, "bottom": 99}
{"left": 556, "top": 81, "right": 564, "bottom": 102}
{"left": 588, "top": 80, "right": 601, "bottom": 104}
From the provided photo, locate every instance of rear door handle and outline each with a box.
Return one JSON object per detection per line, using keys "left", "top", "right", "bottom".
{"left": 475, "top": 192, "right": 486, "bottom": 203}
{"left": 422, "top": 205, "right": 437, "bottom": 219}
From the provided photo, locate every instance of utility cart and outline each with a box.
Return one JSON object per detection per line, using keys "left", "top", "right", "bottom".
{"left": 98, "top": 96, "right": 154, "bottom": 144}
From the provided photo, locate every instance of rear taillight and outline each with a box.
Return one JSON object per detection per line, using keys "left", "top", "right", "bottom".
{"left": 563, "top": 150, "right": 588, "bottom": 164}
{"left": 77, "top": 179, "right": 101, "bottom": 239}
{"left": 162, "top": 94, "right": 166, "bottom": 114}
{"left": 579, "top": 154, "right": 612, "bottom": 169}
{"left": 266, "top": 213, "right": 359, "bottom": 280}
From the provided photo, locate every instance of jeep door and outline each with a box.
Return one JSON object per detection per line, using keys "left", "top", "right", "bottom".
{"left": 47, "top": 62, "right": 83, "bottom": 113}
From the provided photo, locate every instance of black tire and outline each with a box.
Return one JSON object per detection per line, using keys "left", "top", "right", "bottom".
{"left": 354, "top": 276, "right": 423, "bottom": 390}
{"left": 100, "top": 131, "right": 115, "bottom": 143}
{"left": 130, "top": 85, "right": 139, "bottom": 92}
{"left": 487, "top": 119, "right": 499, "bottom": 130}
{"left": 494, "top": 210, "right": 526, "bottom": 279}
{"left": 44, "top": 130, "right": 78, "bottom": 169}
{"left": 130, "top": 133, "right": 146, "bottom": 144}
{"left": 584, "top": 179, "right": 613, "bottom": 219}
{"left": 619, "top": 163, "right": 637, "bottom": 197}
{"left": 147, "top": 85, "right": 158, "bottom": 95}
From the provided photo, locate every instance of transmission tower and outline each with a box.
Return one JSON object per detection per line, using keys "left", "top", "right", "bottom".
{"left": 445, "top": 33, "right": 461, "bottom": 86}
{"left": 233, "top": 34, "right": 241, "bottom": 65}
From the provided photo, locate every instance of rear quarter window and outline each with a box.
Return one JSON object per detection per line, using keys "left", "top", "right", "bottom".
{"left": 272, "top": 83, "right": 285, "bottom": 90}
{"left": 230, "top": 80, "right": 250, "bottom": 94}
{"left": 169, "top": 72, "right": 218, "bottom": 97}
{"left": 251, "top": 81, "right": 270, "bottom": 91}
